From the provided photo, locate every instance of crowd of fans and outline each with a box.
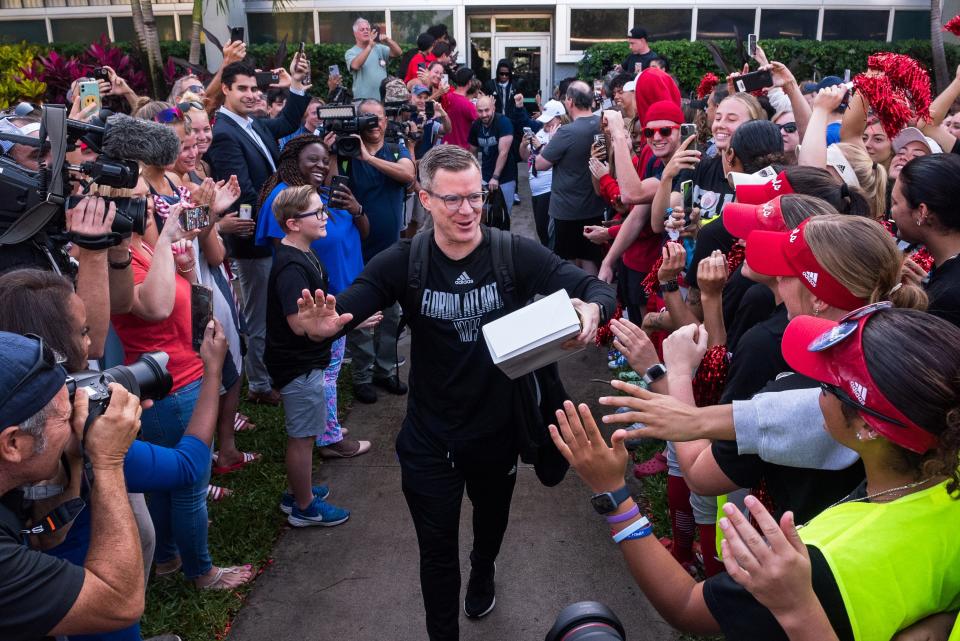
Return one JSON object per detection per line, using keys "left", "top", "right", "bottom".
{"left": 1, "top": 15, "right": 960, "bottom": 641}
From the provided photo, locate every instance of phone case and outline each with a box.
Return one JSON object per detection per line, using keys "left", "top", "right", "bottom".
{"left": 190, "top": 284, "right": 214, "bottom": 352}
{"left": 79, "top": 81, "right": 101, "bottom": 111}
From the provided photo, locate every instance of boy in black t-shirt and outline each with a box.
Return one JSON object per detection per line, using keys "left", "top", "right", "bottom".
{"left": 265, "top": 185, "right": 354, "bottom": 528}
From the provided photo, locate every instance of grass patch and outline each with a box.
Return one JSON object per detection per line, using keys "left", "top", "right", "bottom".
{"left": 140, "top": 366, "right": 353, "bottom": 641}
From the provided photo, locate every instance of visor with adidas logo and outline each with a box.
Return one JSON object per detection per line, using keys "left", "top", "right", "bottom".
{"left": 745, "top": 218, "right": 867, "bottom": 311}
{"left": 733, "top": 170, "right": 794, "bottom": 205}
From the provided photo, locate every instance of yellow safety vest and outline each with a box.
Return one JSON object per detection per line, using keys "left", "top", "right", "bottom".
{"left": 798, "top": 480, "right": 960, "bottom": 641}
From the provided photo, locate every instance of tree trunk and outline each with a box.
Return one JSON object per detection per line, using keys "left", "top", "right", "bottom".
{"left": 138, "top": 0, "right": 165, "bottom": 97}
{"left": 188, "top": 0, "right": 202, "bottom": 66}
{"left": 932, "top": 0, "right": 950, "bottom": 93}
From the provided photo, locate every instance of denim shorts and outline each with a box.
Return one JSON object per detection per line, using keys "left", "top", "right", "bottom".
{"left": 280, "top": 369, "right": 326, "bottom": 438}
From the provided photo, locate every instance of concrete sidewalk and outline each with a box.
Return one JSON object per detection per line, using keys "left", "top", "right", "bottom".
{"left": 227, "top": 185, "right": 679, "bottom": 641}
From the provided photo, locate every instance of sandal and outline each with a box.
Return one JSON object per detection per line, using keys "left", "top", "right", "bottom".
{"left": 195, "top": 564, "right": 254, "bottom": 590}
{"left": 233, "top": 413, "right": 256, "bottom": 432}
{"left": 207, "top": 485, "right": 233, "bottom": 501}
{"left": 632, "top": 451, "right": 668, "bottom": 478}
{"left": 212, "top": 451, "right": 261, "bottom": 475}
{"left": 155, "top": 556, "right": 182, "bottom": 577}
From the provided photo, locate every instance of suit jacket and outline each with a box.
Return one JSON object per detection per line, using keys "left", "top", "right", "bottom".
{"left": 481, "top": 77, "right": 527, "bottom": 115}
{"left": 206, "top": 91, "right": 311, "bottom": 259}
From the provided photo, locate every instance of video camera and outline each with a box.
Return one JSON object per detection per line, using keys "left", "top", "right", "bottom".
{"left": 383, "top": 101, "right": 420, "bottom": 144}
{"left": 314, "top": 104, "right": 379, "bottom": 159}
{"left": 0, "top": 104, "right": 179, "bottom": 251}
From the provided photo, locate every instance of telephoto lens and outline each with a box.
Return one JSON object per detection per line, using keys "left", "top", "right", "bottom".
{"left": 545, "top": 601, "right": 626, "bottom": 641}
{"left": 103, "top": 351, "right": 173, "bottom": 401}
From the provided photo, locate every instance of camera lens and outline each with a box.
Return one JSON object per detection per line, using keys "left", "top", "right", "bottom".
{"left": 336, "top": 136, "right": 362, "bottom": 159}
{"left": 545, "top": 602, "right": 625, "bottom": 641}
{"left": 110, "top": 196, "right": 147, "bottom": 237}
{"left": 102, "top": 351, "right": 173, "bottom": 401}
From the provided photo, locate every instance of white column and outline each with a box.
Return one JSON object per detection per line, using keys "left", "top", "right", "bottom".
{"left": 203, "top": 0, "right": 247, "bottom": 72}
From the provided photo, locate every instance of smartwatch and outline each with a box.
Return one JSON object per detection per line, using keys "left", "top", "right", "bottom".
{"left": 659, "top": 279, "right": 680, "bottom": 293}
{"left": 642, "top": 363, "right": 667, "bottom": 387}
{"left": 590, "top": 485, "right": 631, "bottom": 515}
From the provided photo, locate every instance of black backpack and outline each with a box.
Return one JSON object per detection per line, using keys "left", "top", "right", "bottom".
{"left": 405, "top": 227, "right": 570, "bottom": 486}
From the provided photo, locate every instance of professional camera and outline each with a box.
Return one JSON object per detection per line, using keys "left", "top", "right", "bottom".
{"left": 545, "top": 602, "right": 626, "bottom": 641}
{"left": 0, "top": 104, "right": 179, "bottom": 250}
{"left": 314, "top": 104, "right": 379, "bottom": 159}
{"left": 67, "top": 351, "right": 173, "bottom": 420}
{"left": 384, "top": 101, "right": 417, "bottom": 119}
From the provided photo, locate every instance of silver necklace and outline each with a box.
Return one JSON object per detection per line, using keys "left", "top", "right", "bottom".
{"left": 797, "top": 478, "right": 934, "bottom": 530}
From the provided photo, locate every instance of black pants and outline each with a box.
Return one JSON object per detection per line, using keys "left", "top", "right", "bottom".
{"left": 397, "top": 421, "right": 518, "bottom": 641}
{"left": 617, "top": 261, "right": 648, "bottom": 324}
{"left": 531, "top": 192, "right": 552, "bottom": 247}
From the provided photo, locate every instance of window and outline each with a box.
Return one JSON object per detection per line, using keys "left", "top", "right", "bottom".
{"left": 570, "top": 8, "right": 628, "bottom": 50}
{"left": 893, "top": 10, "right": 927, "bottom": 41}
{"left": 0, "top": 19, "right": 47, "bottom": 43}
{"left": 760, "top": 9, "right": 818, "bottom": 40}
{"left": 112, "top": 16, "right": 136, "bottom": 42}
{"left": 248, "top": 12, "right": 315, "bottom": 45}
{"left": 112, "top": 14, "right": 176, "bottom": 41}
{"left": 51, "top": 17, "right": 108, "bottom": 42}
{"left": 634, "top": 9, "right": 692, "bottom": 41}
{"left": 179, "top": 14, "right": 194, "bottom": 41}
{"left": 696, "top": 9, "right": 754, "bottom": 41}
{"left": 314, "top": 11, "right": 384, "bottom": 45}
{"left": 822, "top": 10, "right": 889, "bottom": 41}
{"left": 495, "top": 17, "right": 550, "bottom": 33}
{"left": 154, "top": 15, "right": 176, "bottom": 41}
{"left": 391, "top": 10, "right": 453, "bottom": 44}
{"left": 469, "top": 17, "right": 490, "bottom": 33}
{"left": 469, "top": 36, "right": 492, "bottom": 84}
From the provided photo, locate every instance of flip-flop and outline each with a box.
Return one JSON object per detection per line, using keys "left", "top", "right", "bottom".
{"left": 233, "top": 413, "right": 256, "bottom": 432}
{"left": 212, "top": 451, "right": 260, "bottom": 475}
{"left": 196, "top": 564, "right": 254, "bottom": 590}
{"left": 207, "top": 485, "right": 233, "bottom": 501}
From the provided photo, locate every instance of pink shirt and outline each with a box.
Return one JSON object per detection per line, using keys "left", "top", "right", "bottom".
{"left": 441, "top": 91, "right": 478, "bottom": 149}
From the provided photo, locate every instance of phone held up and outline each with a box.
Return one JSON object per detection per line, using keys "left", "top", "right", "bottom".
{"left": 298, "top": 41, "right": 310, "bottom": 84}
{"left": 190, "top": 285, "right": 214, "bottom": 352}
{"left": 425, "top": 100, "right": 435, "bottom": 119}
{"left": 229, "top": 26, "right": 244, "bottom": 43}
{"left": 747, "top": 33, "right": 758, "bottom": 59}
{"left": 328, "top": 175, "right": 350, "bottom": 207}
{"left": 680, "top": 123, "right": 697, "bottom": 140}
{"left": 78, "top": 81, "right": 102, "bottom": 112}
{"left": 179, "top": 205, "right": 210, "bottom": 233}
{"left": 255, "top": 71, "right": 280, "bottom": 91}
{"left": 735, "top": 69, "right": 773, "bottom": 94}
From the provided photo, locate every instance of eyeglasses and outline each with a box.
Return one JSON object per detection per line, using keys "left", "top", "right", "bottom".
{"left": 778, "top": 122, "right": 798, "bottom": 134}
{"left": 819, "top": 382, "right": 909, "bottom": 429}
{"left": 186, "top": 85, "right": 205, "bottom": 95}
{"left": 427, "top": 190, "right": 488, "bottom": 212}
{"left": 292, "top": 208, "right": 328, "bottom": 220}
{"left": 177, "top": 101, "right": 204, "bottom": 113}
{"left": 0, "top": 334, "right": 63, "bottom": 414}
{"left": 154, "top": 107, "right": 185, "bottom": 124}
{"left": 643, "top": 125, "right": 681, "bottom": 138}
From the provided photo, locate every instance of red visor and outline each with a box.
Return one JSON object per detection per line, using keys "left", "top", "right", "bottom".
{"left": 745, "top": 219, "right": 867, "bottom": 311}
{"left": 735, "top": 171, "right": 794, "bottom": 205}
{"left": 723, "top": 195, "right": 787, "bottom": 239}
{"left": 781, "top": 304, "right": 938, "bottom": 453}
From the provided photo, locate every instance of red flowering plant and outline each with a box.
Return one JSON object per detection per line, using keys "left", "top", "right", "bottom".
{"left": 84, "top": 35, "right": 149, "bottom": 97}
{"left": 17, "top": 50, "right": 92, "bottom": 105}
{"left": 944, "top": 14, "right": 960, "bottom": 37}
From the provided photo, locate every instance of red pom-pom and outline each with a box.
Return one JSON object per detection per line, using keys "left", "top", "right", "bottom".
{"left": 854, "top": 73, "right": 913, "bottom": 140}
{"left": 697, "top": 73, "right": 720, "bottom": 100}
{"left": 594, "top": 303, "right": 623, "bottom": 347}
{"left": 910, "top": 246, "right": 935, "bottom": 273}
{"left": 726, "top": 243, "right": 746, "bottom": 274}
{"left": 867, "top": 52, "right": 932, "bottom": 122}
{"left": 692, "top": 345, "right": 729, "bottom": 407}
{"left": 642, "top": 257, "right": 663, "bottom": 298}
{"left": 945, "top": 15, "right": 960, "bottom": 37}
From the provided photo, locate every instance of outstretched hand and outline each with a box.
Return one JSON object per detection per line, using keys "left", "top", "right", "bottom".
{"left": 296, "top": 288, "right": 354, "bottom": 339}
{"left": 549, "top": 400, "right": 629, "bottom": 494}
{"left": 599, "top": 379, "right": 704, "bottom": 441}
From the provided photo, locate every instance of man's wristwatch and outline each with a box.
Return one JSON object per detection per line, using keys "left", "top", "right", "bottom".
{"left": 590, "top": 485, "right": 631, "bottom": 515}
{"left": 108, "top": 250, "right": 133, "bottom": 270}
{"left": 352, "top": 205, "right": 364, "bottom": 219}
{"left": 660, "top": 279, "right": 680, "bottom": 293}
{"left": 642, "top": 363, "right": 667, "bottom": 387}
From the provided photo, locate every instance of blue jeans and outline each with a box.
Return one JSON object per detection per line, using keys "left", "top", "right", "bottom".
{"left": 139, "top": 378, "right": 212, "bottom": 579}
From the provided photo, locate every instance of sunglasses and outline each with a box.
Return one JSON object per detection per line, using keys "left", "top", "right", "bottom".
{"left": 177, "top": 101, "right": 204, "bottom": 113}
{"left": 186, "top": 85, "right": 205, "bottom": 94}
{"left": 778, "top": 122, "right": 798, "bottom": 134}
{"left": 644, "top": 125, "right": 680, "bottom": 138}
{"left": 154, "top": 107, "right": 185, "bottom": 123}
{"left": 0, "top": 334, "right": 63, "bottom": 413}
{"left": 820, "top": 382, "right": 909, "bottom": 429}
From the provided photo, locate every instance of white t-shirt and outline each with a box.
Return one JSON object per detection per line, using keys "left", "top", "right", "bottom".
{"left": 528, "top": 129, "right": 554, "bottom": 196}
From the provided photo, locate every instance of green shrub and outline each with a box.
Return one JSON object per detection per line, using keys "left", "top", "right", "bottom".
{"left": 0, "top": 43, "right": 46, "bottom": 107}
{"left": 579, "top": 39, "right": 960, "bottom": 94}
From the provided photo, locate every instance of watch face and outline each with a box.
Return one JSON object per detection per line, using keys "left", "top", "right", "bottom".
{"left": 591, "top": 493, "right": 617, "bottom": 514}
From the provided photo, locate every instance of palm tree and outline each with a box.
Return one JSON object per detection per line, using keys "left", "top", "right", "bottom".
{"left": 932, "top": 0, "right": 949, "bottom": 92}
{"left": 130, "top": 0, "right": 164, "bottom": 96}
{"left": 189, "top": 0, "right": 203, "bottom": 65}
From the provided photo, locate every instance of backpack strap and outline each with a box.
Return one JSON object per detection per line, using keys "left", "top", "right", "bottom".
{"left": 487, "top": 226, "right": 520, "bottom": 311}
{"left": 403, "top": 229, "right": 433, "bottom": 326}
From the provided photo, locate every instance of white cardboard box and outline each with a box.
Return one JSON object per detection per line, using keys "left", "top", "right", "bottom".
{"left": 481, "top": 289, "right": 583, "bottom": 380}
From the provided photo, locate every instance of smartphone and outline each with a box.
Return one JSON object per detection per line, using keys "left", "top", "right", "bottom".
{"left": 425, "top": 100, "right": 435, "bottom": 119}
{"left": 329, "top": 64, "right": 340, "bottom": 77}
{"left": 735, "top": 69, "right": 774, "bottom": 93}
{"left": 255, "top": 71, "right": 280, "bottom": 91}
{"left": 372, "top": 26, "right": 381, "bottom": 42}
{"left": 634, "top": 62, "right": 642, "bottom": 75}
{"left": 593, "top": 79, "right": 603, "bottom": 93}
{"left": 229, "top": 26, "right": 244, "bottom": 43}
{"left": 522, "top": 126, "right": 533, "bottom": 137}
{"left": 79, "top": 81, "right": 101, "bottom": 112}
{"left": 238, "top": 204, "right": 252, "bottom": 220}
{"left": 190, "top": 284, "right": 214, "bottom": 352}
{"left": 593, "top": 132, "right": 606, "bottom": 152}
{"left": 747, "top": 34, "right": 758, "bottom": 59}
{"left": 329, "top": 175, "right": 350, "bottom": 205}
{"left": 442, "top": 73, "right": 449, "bottom": 86}
{"left": 680, "top": 179, "right": 693, "bottom": 213}
{"left": 179, "top": 205, "right": 210, "bottom": 232}
{"left": 843, "top": 68, "right": 851, "bottom": 83}
{"left": 680, "top": 123, "right": 697, "bottom": 139}
{"left": 418, "top": 62, "right": 427, "bottom": 71}
{"left": 297, "top": 42, "right": 310, "bottom": 84}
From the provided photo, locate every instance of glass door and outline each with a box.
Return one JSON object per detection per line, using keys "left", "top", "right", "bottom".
{"left": 493, "top": 35, "right": 551, "bottom": 108}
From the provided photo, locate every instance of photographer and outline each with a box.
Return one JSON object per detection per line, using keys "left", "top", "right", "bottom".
{"left": 334, "top": 99, "right": 414, "bottom": 404}
{"left": 0, "top": 332, "right": 144, "bottom": 640}
{"left": 406, "top": 85, "right": 450, "bottom": 236}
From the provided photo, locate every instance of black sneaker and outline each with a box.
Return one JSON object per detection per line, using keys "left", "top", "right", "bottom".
{"left": 354, "top": 383, "right": 378, "bottom": 404}
{"left": 464, "top": 562, "right": 496, "bottom": 619}
{"left": 373, "top": 375, "right": 408, "bottom": 395}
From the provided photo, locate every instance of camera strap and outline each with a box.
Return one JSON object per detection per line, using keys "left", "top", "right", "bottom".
{"left": 67, "top": 231, "right": 124, "bottom": 250}
{"left": 0, "top": 105, "right": 68, "bottom": 246}
{"left": 19, "top": 497, "right": 85, "bottom": 536}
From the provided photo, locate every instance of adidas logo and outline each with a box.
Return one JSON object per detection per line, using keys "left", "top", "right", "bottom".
{"left": 850, "top": 381, "right": 868, "bottom": 405}
{"left": 454, "top": 271, "right": 474, "bottom": 285}
{"left": 803, "top": 271, "right": 819, "bottom": 287}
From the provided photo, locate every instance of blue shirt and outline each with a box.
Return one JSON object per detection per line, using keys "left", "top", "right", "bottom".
{"left": 826, "top": 122, "right": 841, "bottom": 145}
{"left": 255, "top": 181, "right": 364, "bottom": 295}
{"left": 468, "top": 114, "right": 517, "bottom": 184}
{"left": 341, "top": 143, "right": 412, "bottom": 262}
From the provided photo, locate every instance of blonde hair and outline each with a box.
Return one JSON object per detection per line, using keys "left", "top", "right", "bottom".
{"left": 272, "top": 185, "right": 317, "bottom": 229}
{"left": 778, "top": 194, "right": 837, "bottom": 228}
{"left": 804, "top": 215, "right": 927, "bottom": 310}
{"left": 723, "top": 93, "right": 765, "bottom": 121}
{"left": 834, "top": 142, "right": 887, "bottom": 219}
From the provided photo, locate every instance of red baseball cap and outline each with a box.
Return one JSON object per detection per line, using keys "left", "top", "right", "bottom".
{"left": 735, "top": 171, "right": 794, "bottom": 205}
{"left": 781, "top": 303, "right": 938, "bottom": 453}
{"left": 723, "top": 195, "right": 787, "bottom": 239}
{"left": 746, "top": 218, "right": 867, "bottom": 311}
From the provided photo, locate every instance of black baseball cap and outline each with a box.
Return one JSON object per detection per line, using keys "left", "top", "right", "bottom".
{"left": 628, "top": 27, "right": 648, "bottom": 40}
